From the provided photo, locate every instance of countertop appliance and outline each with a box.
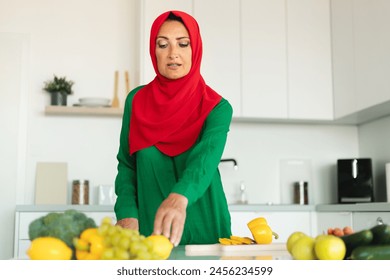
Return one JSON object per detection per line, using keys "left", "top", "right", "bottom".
{"left": 337, "top": 158, "right": 374, "bottom": 203}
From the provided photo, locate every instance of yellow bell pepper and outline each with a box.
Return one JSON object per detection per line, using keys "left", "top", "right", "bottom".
{"left": 247, "top": 217, "right": 268, "bottom": 230}
{"left": 247, "top": 217, "right": 279, "bottom": 244}
{"left": 73, "top": 228, "right": 105, "bottom": 260}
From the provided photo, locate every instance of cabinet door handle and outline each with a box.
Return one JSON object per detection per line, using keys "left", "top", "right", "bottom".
{"left": 376, "top": 217, "right": 384, "bottom": 225}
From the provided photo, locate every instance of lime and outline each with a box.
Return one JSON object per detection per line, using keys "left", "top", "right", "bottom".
{"left": 291, "top": 235, "right": 317, "bottom": 260}
{"left": 286, "top": 231, "right": 307, "bottom": 254}
{"left": 314, "top": 235, "right": 346, "bottom": 260}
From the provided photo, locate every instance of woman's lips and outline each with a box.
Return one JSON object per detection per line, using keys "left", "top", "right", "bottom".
{"left": 167, "top": 63, "right": 181, "bottom": 69}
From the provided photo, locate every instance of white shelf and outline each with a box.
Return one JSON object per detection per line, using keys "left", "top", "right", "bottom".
{"left": 44, "top": 105, "right": 123, "bottom": 116}
{"left": 44, "top": 104, "right": 390, "bottom": 125}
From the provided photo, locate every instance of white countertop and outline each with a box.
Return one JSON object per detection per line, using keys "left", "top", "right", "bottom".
{"left": 316, "top": 202, "right": 390, "bottom": 212}
{"left": 228, "top": 203, "right": 315, "bottom": 212}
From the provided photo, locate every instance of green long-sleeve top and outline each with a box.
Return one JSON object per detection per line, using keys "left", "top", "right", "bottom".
{"left": 114, "top": 86, "right": 232, "bottom": 245}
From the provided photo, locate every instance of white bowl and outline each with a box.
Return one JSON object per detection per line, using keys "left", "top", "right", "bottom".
{"left": 79, "top": 97, "right": 111, "bottom": 107}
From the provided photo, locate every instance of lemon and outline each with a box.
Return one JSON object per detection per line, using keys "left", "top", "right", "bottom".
{"left": 27, "top": 237, "right": 72, "bottom": 260}
{"left": 145, "top": 235, "right": 173, "bottom": 260}
{"left": 286, "top": 231, "right": 307, "bottom": 254}
{"left": 291, "top": 235, "right": 317, "bottom": 260}
{"left": 314, "top": 235, "right": 346, "bottom": 260}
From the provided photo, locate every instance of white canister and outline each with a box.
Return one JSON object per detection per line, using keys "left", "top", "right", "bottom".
{"left": 386, "top": 163, "right": 390, "bottom": 202}
{"left": 98, "top": 185, "right": 116, "bottom": 205}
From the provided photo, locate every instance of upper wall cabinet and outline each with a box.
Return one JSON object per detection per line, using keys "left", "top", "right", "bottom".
{"left": 286, "top": 0, "right": 333, "bottom": 120}
{"left": 241, "top": 0, "right": 288, "bottom": 119}
{"left": 332, "top": 0, "right": 390, "bottom": 120}
{"left": 193, "top": 0, "right": 241, "bottom": 117}
{"left": 241, "top": 0, "right": 333, "bottom": 120}
{"left": 354, "top": 0, "right": 390, "bottom": 111}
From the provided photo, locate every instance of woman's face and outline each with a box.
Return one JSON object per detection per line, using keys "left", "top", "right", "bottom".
{"left": 155, "top": 20, "right": 192, "bottom": 80}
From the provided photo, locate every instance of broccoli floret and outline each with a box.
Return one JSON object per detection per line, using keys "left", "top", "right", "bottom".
{"left": 28, "top": 209, "right": 97, "bottom": 250}
{"left": 28, "top": 216, "right": 48, "bottom": 240}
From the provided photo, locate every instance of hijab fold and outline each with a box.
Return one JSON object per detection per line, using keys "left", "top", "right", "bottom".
{"left": 129, "top": 10, "right": 221, "bottom": 156}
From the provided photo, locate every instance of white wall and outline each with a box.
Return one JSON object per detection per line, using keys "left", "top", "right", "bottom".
{"left": 0, "top": 0, "right": 361, "bottom": 259}
{"left": 358, "top": 115, "right": 390, "bottom": 202}
{"left": 0, "top": 0, "right": 137, "bottom": 204}
{"left": 0, "top": 0, "right": 137, "bottom": 259}
{"left": 0, "top": 33, "right": 29, "bottom": 260}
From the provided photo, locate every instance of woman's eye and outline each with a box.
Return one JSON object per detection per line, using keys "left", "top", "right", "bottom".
{"left": 179, "top": 41, "right": 190, "bottom": 48}
{"left": 157, "top": 40, "right": 168, "bottom": 49}
{"left": 157, "top": 43, "right": 168, "bottom": 49}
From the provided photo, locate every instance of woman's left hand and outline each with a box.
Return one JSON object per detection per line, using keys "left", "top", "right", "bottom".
{"left": 153, "top": 193, "right": 188, "bottom": 247}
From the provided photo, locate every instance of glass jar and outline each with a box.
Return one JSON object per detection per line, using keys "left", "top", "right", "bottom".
{"left": 72, "top": 180, "right": 89, "bottom": 205}
{"left": 294, "top": 181, "right": 308, "bottom": 205}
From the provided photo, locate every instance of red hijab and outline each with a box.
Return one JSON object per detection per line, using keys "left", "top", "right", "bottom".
{"left": 129, "top": 11, "right": 222, "bottom": 156}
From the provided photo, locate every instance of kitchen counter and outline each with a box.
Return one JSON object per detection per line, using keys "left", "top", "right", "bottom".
{"left": 228, "top": 204, "right": 315, "bottom": 212}
{"left": 316, "top": 202, "right": 390, "bottom": 212}
{"left": 14, "top": 204, "right": 114, "bottom": 212}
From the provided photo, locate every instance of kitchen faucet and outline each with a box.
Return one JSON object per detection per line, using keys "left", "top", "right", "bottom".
{"left": 220, "top": 158, "right": 238, "bottom": 171}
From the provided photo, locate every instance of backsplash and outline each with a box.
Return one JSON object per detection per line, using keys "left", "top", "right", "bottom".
{"left": 220, "top": 121, "right": 359, "bottom": 205}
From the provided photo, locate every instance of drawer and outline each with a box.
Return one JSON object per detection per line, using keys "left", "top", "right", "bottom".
{"left": 316, "top": 212, "right": 353, "bottom": 235}
{"left": 17, "top": 239, "right": 31, "bottom": 260}
{"left": 19, "top": 212, "right": 49, "bottom": 239}
{"left": 353, "top": 212, "right": 390, "bottom": 231}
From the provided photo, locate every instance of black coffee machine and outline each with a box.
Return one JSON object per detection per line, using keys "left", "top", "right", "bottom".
{"left": 337, "top": 158, "right": 374, "bottom": 203}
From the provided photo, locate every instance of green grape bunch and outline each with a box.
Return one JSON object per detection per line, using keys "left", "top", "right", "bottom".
{"left": 97, "top": 217, "right": 161, "bottom": 260}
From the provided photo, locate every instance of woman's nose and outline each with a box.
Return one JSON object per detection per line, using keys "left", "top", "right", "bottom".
{"left": 168, "top": 46, "right": 179, "bottom": 59}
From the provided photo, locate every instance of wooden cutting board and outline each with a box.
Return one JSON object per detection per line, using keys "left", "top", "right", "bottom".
{"left": 185, "top": 243, "right": 288, "bottom": 257}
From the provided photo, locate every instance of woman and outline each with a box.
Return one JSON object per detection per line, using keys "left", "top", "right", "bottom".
{"left": 114, "top": 10, "right": 232, "bottom": 246}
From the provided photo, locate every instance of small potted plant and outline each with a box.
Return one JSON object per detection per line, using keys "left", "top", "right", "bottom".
{"left": 43, "top": 75, "right": 74, "bottom": 106}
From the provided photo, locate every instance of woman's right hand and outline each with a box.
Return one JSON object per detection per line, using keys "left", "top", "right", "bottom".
{"left": 116, "top": 218, "right": 139, "bottom": 231}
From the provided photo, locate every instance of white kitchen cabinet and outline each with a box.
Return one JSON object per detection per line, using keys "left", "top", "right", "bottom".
{"left": 330, "top": 0, "right": 356, "bottom": 118}
{"left": 332, "top": 0, "right": 390, "bottom": 120}
{"left": 241, "top": 0, "right": 288, "bottom": 119}
{"left": 352, "top": 212, "right": 390, "bottom": 231}
{"left": 193, "top": 0, "right": 241, "bottom": 117}
{"left": 14, "top": 209, "right": 116, "bottom": 259}
{"left": 353, "top": 0, "right": 390, "bottom": 112}
{"left": 287, "top": 0, "right": 333, "bottom": 120}
{"left": 241, "top": 0, "right": 333, "bottom": 120}
{"left": 316, "top": 212, "right": 353, "bottom": 235}
{"left": 230, "top": 211, "right": 313, "bottom": 243}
